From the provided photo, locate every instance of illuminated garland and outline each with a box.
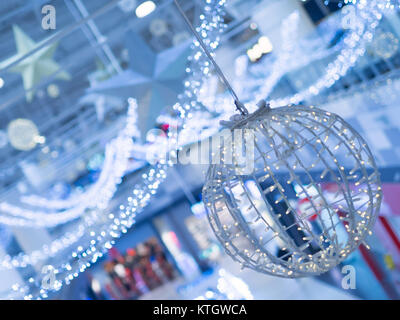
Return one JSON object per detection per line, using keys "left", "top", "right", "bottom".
{"left": 267, "top": 0, "right": 383, "bottom": 107}
{"left": 4, "top": 0, "right": 227, "bottom": 299}
{"left": 0, "top": 0, "right": 382, "bottom": 228}
{"left": 3, "top": 0, "right": 390, "bottom": 299}
{"left": 0, "top": 98, "right": 138, "bottom": 227}
{"left": 195, "top": 0, "right": 384, "bottom": 138}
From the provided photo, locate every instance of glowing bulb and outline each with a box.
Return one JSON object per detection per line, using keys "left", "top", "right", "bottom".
{"left": 247, "top": 48, "right": 261, "bottom": 62}
{"left": 252, "top": 44, "right": 263, "bottom": 58}
{"left": 33, "top": 135, "right": 46, "bottom": 144}
{"left": 258, "top": 36, "right": 273, "bottom": 54}
{"left": 91, "top": 279, "right": 102, "bottom": 293}
{"left": 135, "top": 1, "right": 156, "bottom": 18}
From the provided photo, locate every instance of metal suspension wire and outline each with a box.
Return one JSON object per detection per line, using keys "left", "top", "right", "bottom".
{"left": 173, "top": 0, "right": 248, "bottom": 115}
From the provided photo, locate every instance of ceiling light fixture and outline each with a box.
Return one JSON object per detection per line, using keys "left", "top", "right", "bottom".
{"left": 135, "top": 1, "right": 156, "bottom": 18}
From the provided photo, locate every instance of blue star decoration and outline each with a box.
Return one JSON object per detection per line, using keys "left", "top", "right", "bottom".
{"left": 89, "top": 31, "right": 192, "bottom": 137}
{"left": 0, "top": 25, "right": 70, "bottom": 102}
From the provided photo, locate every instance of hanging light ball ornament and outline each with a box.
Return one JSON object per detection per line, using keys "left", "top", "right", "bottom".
{"left": 370, "top": 30, "right": 399, "bottom": 59}
{"left": 203, "top": 102, "right": 382, "bottom": 278}
{"left": 7, "top": 118, "right": 40, "bottom": 151}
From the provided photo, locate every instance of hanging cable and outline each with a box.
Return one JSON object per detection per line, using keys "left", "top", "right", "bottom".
{"left": 173, "top": 0, "right": 248, "bottom": 115}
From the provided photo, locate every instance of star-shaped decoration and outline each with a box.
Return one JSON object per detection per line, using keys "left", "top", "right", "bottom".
{"left": 89, "top": 30, "right": 191, "bottom": 137}
{"left": 0, "top": 25, "right": 70, "bottom": 102}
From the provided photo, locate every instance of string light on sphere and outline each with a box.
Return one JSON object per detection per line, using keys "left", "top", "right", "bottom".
{"left": 203, "top": 102, "right": 382, "bottom": 278}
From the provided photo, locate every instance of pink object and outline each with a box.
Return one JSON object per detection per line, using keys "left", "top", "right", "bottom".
{"left": 381, "top": 184, "right": 400, "bottom": 216}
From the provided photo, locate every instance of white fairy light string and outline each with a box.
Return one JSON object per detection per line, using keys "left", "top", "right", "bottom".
{"left": 1, "top": 0, "right": 225, "bottom": 269}
{"left": 267, "top": 0, "right": 383, "bottom": 107}
{"left": 376, "top": 0, "right": 400, "bottom": 10}
{"left": 151, "top": 1, "right": 388, "bottom": 174}
{"left": 0, "top": 98, "right": 138, "bottom": 227}
{"left": 192, "top": 0, "right": 384, "bottom": 135}
{"left": 18, "top": 97, "right": 141, "bottom": 211}
{"left": 156, "top": 0, "right": 387, "bottom": 175}
{"left": 250, "top": 11, "right": 343, "bottom": 104}
{"left": 4, "top": 0, "right": 227, "bottom": 299}
{"left": 0, "top": 99, "right": 140, "bottom": 268}
{"left": 8, "top": 0, "right": 381, "bottom": 227}
{"left": 203, "top": 104, "right": 382, "bottom": 277}
{"left": 0, "top": 144, "right": 115, "bottom": 226}
{"left": 0, "top": 0, "right": 230, "bottom": 228}
{"left": 167, "top": 0, "right": 382, "bottom": 278}
{"left": 329, "top": 0, "right": 400, "bottom": 10}
{"left": 3, "top": 0, "right": 389, "bottom": 298}
{"left": 0, "top": 1, "right": 389, "bottom": 226}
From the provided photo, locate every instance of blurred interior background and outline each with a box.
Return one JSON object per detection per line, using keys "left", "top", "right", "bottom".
{"left": 0, "top": 0, "right": 400, "bottom": 300}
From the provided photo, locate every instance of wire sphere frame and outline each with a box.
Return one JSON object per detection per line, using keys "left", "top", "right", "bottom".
{"left": 203, "top": 105, "right": 382, "bottom": 278}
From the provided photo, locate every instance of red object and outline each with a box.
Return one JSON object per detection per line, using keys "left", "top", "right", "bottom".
{"left": 358, "top": 244, "right": 384, "bottom": 282}
{"left": 112, "top": 276, "right": 130, "bottom": 299}
{"left": 297, "top": 198, "right": 318, "bottom": 221}
{"left": 124, "top": 267, "right": 140, "bottom": 295}
{"left": 379, "top": 216, "right": 400, "bottom": 253}
{"left": 127, "top": 248, "right": 136, "bottom": 256}
{"left": 358, "top": 244, "right": 399, "bottom": 299}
